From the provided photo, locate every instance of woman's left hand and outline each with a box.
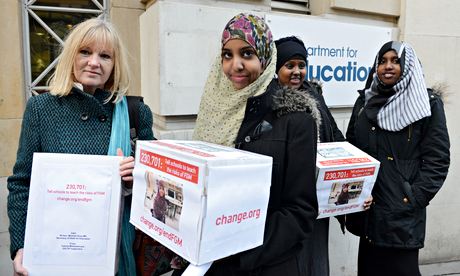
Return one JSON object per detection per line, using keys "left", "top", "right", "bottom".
{"left": 363, "top": 195, "right": 373, "bottom": 210}
{"left": 117, "top": 148, "right": 134, "bottom": 188}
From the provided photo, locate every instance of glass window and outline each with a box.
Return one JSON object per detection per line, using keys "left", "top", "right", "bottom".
{"left": 272, "top": 0, "right": 311, "bottom": 14}
{"left": 23, "top": 0, "right": 107, "bottom": 95}
{"left": 34, "top": 0, "right": 103, "bottom": 9}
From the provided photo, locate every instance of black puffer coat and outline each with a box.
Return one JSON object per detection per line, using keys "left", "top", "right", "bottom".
{"left": 206, "top": 80, "right": 320, "bottom": 276}
{"left": 346, "top": 88, "right": 450, "bottom": 249}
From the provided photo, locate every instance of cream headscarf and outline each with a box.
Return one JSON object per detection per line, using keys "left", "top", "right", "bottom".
{"left": 193, "top": 13, "right": 276, "bottom": 146}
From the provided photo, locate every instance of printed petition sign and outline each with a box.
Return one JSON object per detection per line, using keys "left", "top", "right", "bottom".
{"left": 267, "top": 14, "right": 395, "bottom": 107}
{"left": 315, "top": 142, "right": 380, "bottom": 218}
{"left": 131, "top": 140, "right": 272, "bottom": 265}
{"left": 23, "top": 153, "right": 122, "bottom": 276}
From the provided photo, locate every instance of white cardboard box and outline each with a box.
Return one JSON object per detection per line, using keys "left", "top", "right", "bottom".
{"left": 316, "top": 142, "right": 380, "bottom": 218}
{"left": 131, "top": 140, "right": 273, "bottom": 265}
{"left": 23, "top": 153, "right": 122, "bottom": 276}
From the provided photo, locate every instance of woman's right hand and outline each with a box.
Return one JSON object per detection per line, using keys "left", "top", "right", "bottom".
{"left": 363, "top": 195, "right": 373, "bottom": 210}
{"left": 117, "top": 148, "right": 135, "bottom": 188}
{"left": 13, "top": 248, "right": 28, "bottom": 276}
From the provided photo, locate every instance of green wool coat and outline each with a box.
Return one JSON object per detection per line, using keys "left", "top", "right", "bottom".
{"left": 7, "top": 88, "right": 153, "bottom": 258}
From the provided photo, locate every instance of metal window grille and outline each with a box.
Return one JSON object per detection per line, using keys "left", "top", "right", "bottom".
{"left": 271, "top": 0, "right": 310, "bottom": 14}
{"left": 22, "top": 0, "right": 107, "bottom": 97}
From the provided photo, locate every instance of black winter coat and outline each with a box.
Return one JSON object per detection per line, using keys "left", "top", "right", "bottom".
{"left": 346, "top": 89, "right": 450, "bottom": 249}
{"left": 300, "top": 80, "right": 344, "bottom": 276}
{"left": 206, "top": 80, "right": 319, "bottom": 276}
{"left": 302, "top": 81, "right": 344, "bottom": 143}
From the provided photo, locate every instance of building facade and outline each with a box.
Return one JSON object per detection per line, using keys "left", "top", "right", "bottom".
{"left": 1, "top": 0, "right": 459, "bottom": 274}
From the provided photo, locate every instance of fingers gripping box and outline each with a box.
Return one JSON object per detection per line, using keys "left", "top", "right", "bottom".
{"left": 316, "top": 142, "right": 380, "bottom": 218}
{"left": 131, "top": 140, "right": 273, "bottom": 265}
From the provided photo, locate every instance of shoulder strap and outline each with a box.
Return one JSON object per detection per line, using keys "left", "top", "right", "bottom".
{"left": 126, "top": 96, "right": 143, "bottom": 135}
{"left": 126, "top": 95, "right": 143, "bottom": 156}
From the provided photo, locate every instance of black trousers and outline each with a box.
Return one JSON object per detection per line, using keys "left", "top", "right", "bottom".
{"left": 358, "top": 238, "right": 421, "bottom": 276}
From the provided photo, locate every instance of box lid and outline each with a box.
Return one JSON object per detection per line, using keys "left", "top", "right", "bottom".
{"left": 316, "top": 141, "right": 379, "bottom": 168}
{"left": 138, "top": 140, "right": 272, "bottom": 167}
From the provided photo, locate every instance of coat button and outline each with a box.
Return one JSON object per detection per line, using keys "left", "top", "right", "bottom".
{"left": 371, "top": 126, "right": 376, "bottom": 131}
{"left": 249, "top": 107, "right": 258, "bottom": 113}
{"left": 80, "top": 113, "right": 89, "bottom": 121}
{"left": 98, "top": 115, "right": 107, "bottom": 122}
{"left": 244, "top": 136, "right": 251, "bottom": 143}
{"left": 403, "top": 197, "right": 409, "bottom": 203}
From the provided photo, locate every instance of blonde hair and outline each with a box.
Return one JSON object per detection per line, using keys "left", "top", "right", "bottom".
{"left": 48, "top": 18, "right": 130, "bottom": 102}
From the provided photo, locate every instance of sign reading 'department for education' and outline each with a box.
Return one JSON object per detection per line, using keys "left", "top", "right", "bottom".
{"left": 267, "top": 14, "right": 395, "bottom": 107}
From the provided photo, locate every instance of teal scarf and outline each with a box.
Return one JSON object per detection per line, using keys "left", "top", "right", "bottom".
{"left": 108, "top": 96, "right": 136, "bottom": 276}
{"left": 108, "top": 95, "right": 131, "bottom": 157}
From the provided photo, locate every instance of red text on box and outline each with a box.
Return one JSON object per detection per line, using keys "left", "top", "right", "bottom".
{"left": 324, "top": 167, "right": 376, "bottom": 181}
{"left": 319, "top": 157, "right": 371, "bottom": 166}
{"left": 140, "top": 149, "right": 199, "bottom": 184}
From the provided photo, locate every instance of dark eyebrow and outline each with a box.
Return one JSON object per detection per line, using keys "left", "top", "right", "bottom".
{"left": 222, "top": 46, "right": 254, "bottom": 52}
{"left": 240, "top": 46, "right": 255, "bottom": 51}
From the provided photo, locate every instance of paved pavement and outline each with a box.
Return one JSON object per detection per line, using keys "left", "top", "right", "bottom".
{"left": 420, "top": 260, "right": 460, "bottom": 276}
{"left": 158, "top": 261, "right": 460, "bottom": 276}
{"left": 2, "top": 256, "right": 460, "bottom": 275}
{"left": 1, "top": 225, "right": 459, "bottom": 276}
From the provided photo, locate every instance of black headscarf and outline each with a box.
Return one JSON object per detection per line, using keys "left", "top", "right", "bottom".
{"left": 364, "top": 41, "right": 431, "bottom": 131}
{"left": 374, "top": 41, "right": 406, "bottom": 92}
{"left": 364, "top": 42, "right": 404, "bottom": 124}
{"left": 275, "top": 36, "right": 308, "bottom": 73}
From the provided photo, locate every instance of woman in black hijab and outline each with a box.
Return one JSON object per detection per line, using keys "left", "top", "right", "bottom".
{"left": 275, "top": 36, "right": 345, "bottom": 276}
{"left": 346, "top": 41, "right": 450, "bottom": 276}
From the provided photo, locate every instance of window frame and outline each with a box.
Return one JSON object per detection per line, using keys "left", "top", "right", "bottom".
{"left": 22, "top": 0, "right": 108, "bottom": 97}
{"left": 271, "top": 0, "right": 311, "bottom": 14}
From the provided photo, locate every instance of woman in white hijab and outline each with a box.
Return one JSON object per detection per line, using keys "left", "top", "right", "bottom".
{"left": 346, "top": 41, "right": 450, "bottom": 276}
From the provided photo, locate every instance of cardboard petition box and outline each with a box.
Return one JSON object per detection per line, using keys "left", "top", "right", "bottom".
{"left": 131, "top": 140, "right": 272, "bottom": 265}
{"left": 23, "top": 153, "right": 122, "bottom": 276}
{"left": 316, "top": 142, "right": 380, "bottom": 218}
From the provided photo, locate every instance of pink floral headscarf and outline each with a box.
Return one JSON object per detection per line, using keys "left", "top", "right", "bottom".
{"left": 221, "top": 13, "right": 273, "bottom": 69}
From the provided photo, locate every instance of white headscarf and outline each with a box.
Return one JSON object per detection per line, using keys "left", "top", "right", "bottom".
{"left": 365, "top": 41, "right": 431, "bottom": 131}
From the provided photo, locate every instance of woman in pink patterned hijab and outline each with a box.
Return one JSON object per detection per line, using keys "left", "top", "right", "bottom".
{"left": 221, "top": 13, "right": 273, "bottom": 69}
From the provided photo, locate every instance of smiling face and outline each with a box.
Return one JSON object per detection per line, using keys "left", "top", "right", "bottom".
{"left": 221, "top": 39, "right": 263, "bottom": 90}
{"left": 377, "top": 50, "right": 402, "bottom": 87}
{"left": 159, "top": 186, "right": 165, "bottom": 197}
{"left": 277, "top": 59, "right": 306, "bottom": 89}
{"left": 73, "top": 41, "right": 114, "bottom": 93}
